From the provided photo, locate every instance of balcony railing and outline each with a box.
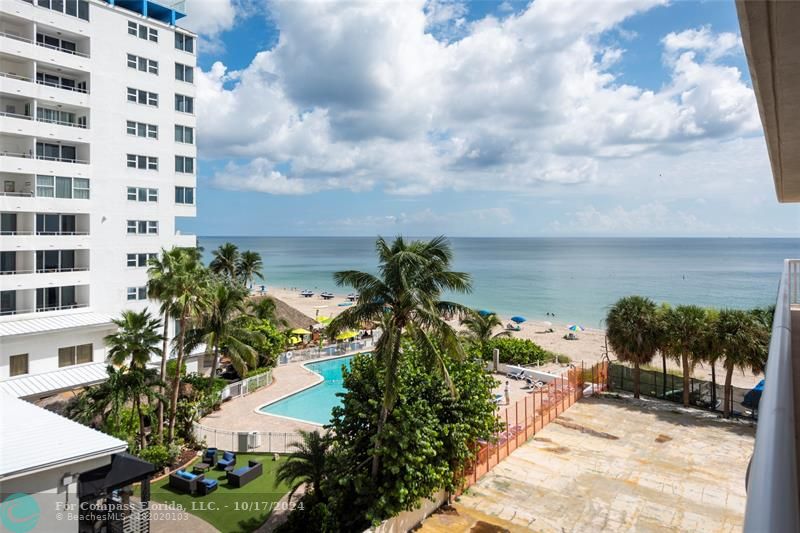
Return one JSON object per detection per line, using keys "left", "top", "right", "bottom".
{"left": 0, "top": 231, "right": 89, "bottom": 236}
{"left": 35, "top": 154, "right": 89, "bottom": 164}
{"left": 0, "top": 110, "right": 88, "bottom": 129}
{"left": 0, "top": 30, "right": 91, "bottom": 58}
{"left": 0, "top": 267, "right": 88, "bottom": 276}
{"left": 0, "top": 71, "right": 89, "bottom": 94}
{"left": 0, "top": 269, "right": 34, "bottom": 275}
{"left": 743, "top": 259, "right": 800, "bottom": 532}
{"left": 0, "top": 302, "right": 89, "bottom": 316}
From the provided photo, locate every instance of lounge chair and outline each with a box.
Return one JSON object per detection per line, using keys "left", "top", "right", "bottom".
{"left": 216, "top": 451, "right": 236, "bottom": 470}
{"left": 202, "top": 447, "right": 218, "bottom": 467}
{"left": 226, "top": 460, "right": 263, "bottom": 488}
{"left": 169, "top": 470, "right": 204, "bottom": 495}
{"left": 507, "top": 369, "right": 525, "bottom": 380}
{"left": 197, "top": 478, "right": 219, "bottom": 495}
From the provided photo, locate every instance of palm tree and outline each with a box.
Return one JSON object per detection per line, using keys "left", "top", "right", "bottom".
{"left": 606, "top": 296, "right": 660, "bottom": 399}
{"left": 237, "top": 250, "right": 264, "bottom": 288}
{"left": 460, "top": 310, "right": 510, "bottom": 354}
{"left": 66, "top": 365, "right": 127, "bottom": 430}
{"left": 147, "top": 247, "right": 203, "bottom": 442}
{"left": 328, "top": 236, "right": 472, "bottom": 482}
{"left": 105, "top": 310, "right": 163, "bottom": 448}
{"left": 165, "top": 251, "right": 209, "bottom": 443}
{"left": 209, "top": 242, "right": 240, "bottom": 280}
{"left": 661, "top": 305, "right": 707, "bottom": 407}
{"left": 716, "top": 309, "right": 770, "bottom": 417}
{"left": 185, "top": 280, "right": 263, "bottom": 377}
{"left": 275, "top": 430, "right": 330, "bottom": 502}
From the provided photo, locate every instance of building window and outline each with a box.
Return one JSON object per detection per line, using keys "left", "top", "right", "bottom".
{"left": 58, "top": 344, "right": 92, "bottom": 367}
{"left": 127, "top": 154, "right": 158, "bottom": 170}
{"left": 127, "top": 87, "right": 158, "bottom": 107}
{"left": 175, "top": 32, "right": 194, "bottom": 53}
{"left": 36, "top": 250, "right": 76, "bottom": 273}
{"left": 127, "top": 187, "right": 158, "bottom": 202}
{"left": 127, "top": 220, "right": 158, "bottom": 235}
{"left": 175, "top": 63, "right": 194, "bottom": 83}
{"left": 36, "top": 285, "right": 77, "bottom": 311}
{"left": 10, "top": 354, "right": 28, "bottom": 376}
{"left": 36, "top": 143, "right": 79, "bottom": 163}
{"left": 127, "top": 253, "right": 157, "bottom": 268}
{"left": 174, "top": 156, "right": 194, "bottom": 174}
{"left": 126, "top": 121, "right": 158, "bottom": 139}
{"left": 127, "top": 54, "right": 158, "bottom": 75}
{"left": 174, "top": 125, "right": 194, "bottom": 144}
{"left": 0, "top": 290, "right": 17, "bottom": 316}
{"left": 35, "top": 176, "right": 89, "bottom": 199}
{"left": 35, "top": 214, "right": 77, "bottom": 235}
{"left": 175, "top": 186, "right": 195, "bottom": 205}
{"left": 128, "top": 21, "right": 157, "bottom": 42}
{"left": 175, "top": 94, "right": 194, "bottom": 114}
{"left": 127, "top": 286, "right": 148, "bottom": 301}
{"left": 36, "top": 0, "right": 88, "bottom": 20}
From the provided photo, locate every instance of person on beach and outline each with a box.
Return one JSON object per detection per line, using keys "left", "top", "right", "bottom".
{"left": 505, "top": 381, "right": 511, "bottom": 405}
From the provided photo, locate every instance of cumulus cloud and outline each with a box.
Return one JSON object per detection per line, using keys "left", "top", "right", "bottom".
{"left": 182, "top": 0, "right": 258, "bottom": 52}
{"left": 196, "top": 0, "right": 760, "bottom": 197}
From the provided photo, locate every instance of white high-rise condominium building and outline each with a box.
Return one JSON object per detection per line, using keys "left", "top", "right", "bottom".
{"left": 0, "top": 0, "right": 197, "bottom": 401}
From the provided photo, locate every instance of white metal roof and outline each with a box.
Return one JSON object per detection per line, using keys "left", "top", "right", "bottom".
{"left": 0, "top": 362, "right": 110, "bottom": 398}
{"left": 0, "top": 312, "right": 115, "bottom": 337}
{"left": 0, "top": 393, "right": 127, "bottom": 480}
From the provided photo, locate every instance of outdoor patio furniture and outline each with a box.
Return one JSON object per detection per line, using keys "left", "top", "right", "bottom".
{"left": 226, "top": 460, "right": 263, "bottom": 488}
{"left": 216, "top": 451, "right": 236, "bottom": 470}
{"left": 507, "top": 369, "right": 525, "bottom": 380}
{"left": 202, "top": 447, "right": 218, "bottom": 466}
{"left": 197, "top": 478, "right": 218, "bottom": 496}
{"left": 193, "top": 463, "right": 211, "bottom": 475}
{"left": 169, "top": 470, "right": 204, "bottom": 495}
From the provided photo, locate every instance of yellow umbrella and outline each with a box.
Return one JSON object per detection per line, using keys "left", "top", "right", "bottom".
{"left": 335, "top": 330, "right": 358, "bottom": 341}
{"left": 289, "top": 336, "right": 302, "bottom": 344}
{"left": 317, "top": 316, "right": 332, "bottom": 324}
{"left": 291, "top": 328, "right": 311, "bottom": 335}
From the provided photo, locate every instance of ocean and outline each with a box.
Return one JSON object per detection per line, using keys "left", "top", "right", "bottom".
{"left": 198, "top": 237, "right": 799, "bottom": 328}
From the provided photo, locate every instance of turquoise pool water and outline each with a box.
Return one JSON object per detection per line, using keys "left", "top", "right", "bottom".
{"left": 260, "top": 356, "right": 354, "bottom": 425}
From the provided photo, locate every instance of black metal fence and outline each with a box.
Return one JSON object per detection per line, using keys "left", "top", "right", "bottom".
{"left": 609, "top": 363, "right": 755, "bottom": 417}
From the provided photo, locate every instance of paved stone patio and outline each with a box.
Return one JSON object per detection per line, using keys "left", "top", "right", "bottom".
{"left": 421, "top": 393, "right": 755, "bottom": 533}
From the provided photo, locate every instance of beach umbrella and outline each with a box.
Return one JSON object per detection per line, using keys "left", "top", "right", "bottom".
{"left": 567, "top": 324, "right": 585, "bottom": 332}
{"left": 478, "top": 309, "right": 493, "bottom": 317}
{"left": 335, "top": 330, "right": 358, "bottom": 340}
{"left": 289, "top": 336, "right": 302, "bottom": 344}
{"left": 511, "top": 316, "right": 527, "bottom": 323}
{"left": 317, "top": 316, "right": 332, "bottom": 324}
{"left": 291, "top": 328, "right": 311, "bottom": 335}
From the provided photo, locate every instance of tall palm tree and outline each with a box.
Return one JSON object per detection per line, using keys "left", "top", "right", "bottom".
{"left": 185, "top": 281, "right": 263, "bottom": 377}
{"left": 66, "top": 365, "right": 127, "bottom": 431}
{"left": 275, "top": 430, "right": 330, "bottom": 502}
{"left": 716, "top": 309, "right": 770, "bottom": 417}
{"left": 661, "top": 305, "right": 707, "bottom": 407}
{"left": 237, "top": 250, "right": 264, "bottom": 288}
{"left": 147, "top": 247, "right": 202, "bottom": 442}
{"left": 209, "top": 242, "right": 240, "bottom": 280}
{"left": 328, "top": 236, "right": 472, "bottom": 482}
{"left": 105, "top": 310, "right": 163, "bottom": 448}
{"left": 460, "top": 310, "right": 510, "bottom": 354}
{"left": 165, "top": 251, "right": 209, "bottom": 443}
{"left": 606, "top": 296, "right": 660, "bottom": 399}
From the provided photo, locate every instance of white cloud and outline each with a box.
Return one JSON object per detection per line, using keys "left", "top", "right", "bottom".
{"left": 550, "top": 202, "right": 720, "bottom": 235}
{"left": 321, "top": 207, "right": 514, "bottom": 230}
{"left": 196, "top": 0, "right": 761, "bottom": 198}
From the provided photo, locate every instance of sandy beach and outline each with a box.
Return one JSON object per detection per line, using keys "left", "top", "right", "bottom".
{"left": 265, "top": 287, "right": 763, "bottom": 389}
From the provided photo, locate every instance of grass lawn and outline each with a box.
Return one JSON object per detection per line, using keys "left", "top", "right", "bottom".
{"left": 146, "top": 454, "right": 291, "bottom": 533}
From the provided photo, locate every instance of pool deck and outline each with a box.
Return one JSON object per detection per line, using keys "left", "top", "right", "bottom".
{"left": 199, "top": 360, "right": 325, "bottom": 434}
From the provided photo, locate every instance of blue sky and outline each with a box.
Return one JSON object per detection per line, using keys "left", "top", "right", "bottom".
{"left": 177, "top": 0, "right": 800, "bottom": 237}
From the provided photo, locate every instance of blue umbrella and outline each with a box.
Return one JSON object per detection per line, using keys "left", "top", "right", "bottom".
{"left": 567, "top": 324, "right": 585, "bottom": 332}
{"left": 511, "top": 316, "right": 527, "bottom": 323}
{"left": 742, "top": 379, "right": 765, "bottom": 410}
{"left": 478, "top": 309, "right": 493, "bottom": 317}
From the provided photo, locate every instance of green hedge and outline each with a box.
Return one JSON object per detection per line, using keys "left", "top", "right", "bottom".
{"left": 480, "top": 337, "right": 558, "bottom": 366}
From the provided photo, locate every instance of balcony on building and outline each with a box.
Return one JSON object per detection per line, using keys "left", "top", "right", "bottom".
{"left": 0, "top": 52, "right": 89, "bottom": 107}
{"left": 0, "top": 12, "right": 90, "bottom": 71}
{"left": 0, "top": 132, "right": 90, "bottom": 176}
{"left": 0, "top": 210, "right": 90, "bottom": 251}
{"left": 736, "top": 1, "right": 800, "bottom": 531}
{"left": 1, "top": 94, "right": 90, "bottom": 142}
{"left": 0, "top": 283, "right": 90, "bottom": 317}
{"left": 0, "top": 172, "right": 91, "bottom": 214}
{"left": 1, "top": 249, "right": 90, "bottom": 293}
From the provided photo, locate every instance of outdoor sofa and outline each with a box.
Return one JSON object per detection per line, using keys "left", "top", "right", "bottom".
{"left": 169, "top": 470, "right": 204, "bottom": 494}
{"left": 226, "top": 460, "right": 263, "bottom": 488}
{"left": 216, "top": 451, "right": 236, "bottom": 470}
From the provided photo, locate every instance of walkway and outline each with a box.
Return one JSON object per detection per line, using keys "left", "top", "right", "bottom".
{"left": 420, "top": 394, "right": 754, "bottom": 532}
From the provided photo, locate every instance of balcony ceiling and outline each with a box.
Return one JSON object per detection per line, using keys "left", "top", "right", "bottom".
{"left": 737, "top": 0, "right": 800, "bottom": 202}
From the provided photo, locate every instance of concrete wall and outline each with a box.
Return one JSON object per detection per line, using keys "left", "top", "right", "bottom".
{"left": 486, "top": 362, "right": 561, "bottom": 383}
{"left": 367, "top": 491, "right": 447, "bottom": 533}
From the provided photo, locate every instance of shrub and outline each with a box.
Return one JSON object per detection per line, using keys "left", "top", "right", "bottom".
{"left": 556, "top": 354, "right": 571, "bottom": 364}
{"left": 481, "top": 337, "right": 554, "bottom": 366}
{"left": 138, "top": 445, "right": 171, "bottom": 470}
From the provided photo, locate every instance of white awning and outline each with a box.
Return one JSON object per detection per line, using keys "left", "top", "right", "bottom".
{"left": 0, "top": 362, "right": 109, "bottom": 399}
{"left": 0, "top": 312, "right": 114, "bottom": 337}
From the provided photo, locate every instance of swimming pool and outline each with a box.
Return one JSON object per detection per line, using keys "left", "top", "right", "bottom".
{"left": 260, "top": 356, "right": 354, "bottom": 425}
